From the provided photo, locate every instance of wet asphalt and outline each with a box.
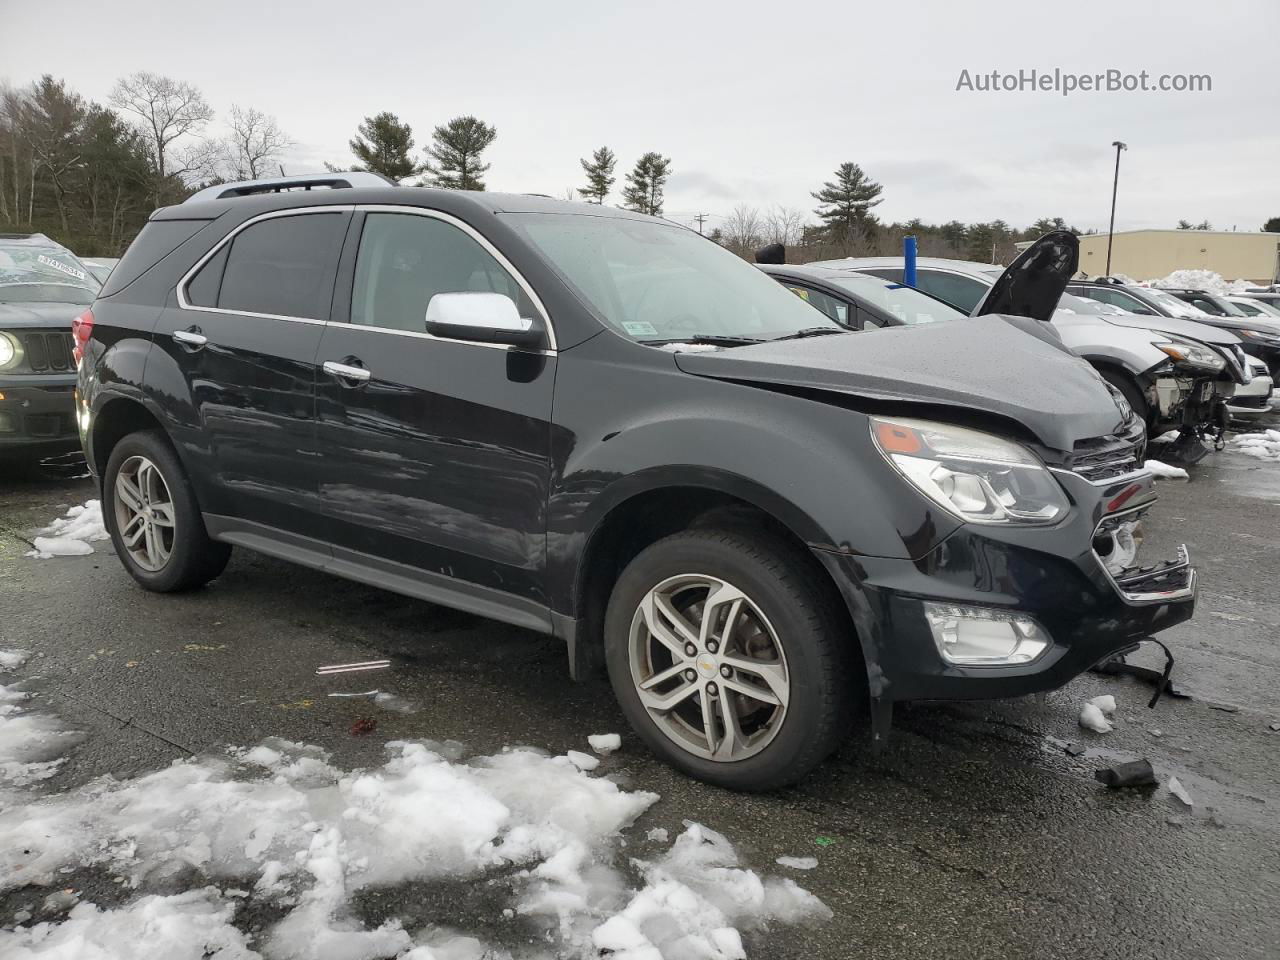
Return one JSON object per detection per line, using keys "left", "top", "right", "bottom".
{"left": 1, "top": 429, "right": 1278, "bottom": 960}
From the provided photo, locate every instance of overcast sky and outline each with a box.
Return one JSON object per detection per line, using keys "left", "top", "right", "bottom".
{"left": 4, "top": 0, "right": 1277, "bottom": 234}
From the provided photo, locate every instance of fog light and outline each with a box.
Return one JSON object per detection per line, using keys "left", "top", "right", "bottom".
{"left": 922, "top": 602, "right": 1050, "bottom": 666}
{"left": 0, "top": 411, "right": 13, "bottom": 433}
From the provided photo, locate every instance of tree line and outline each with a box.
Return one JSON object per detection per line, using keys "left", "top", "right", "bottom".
{"left": 4, "top": 72, "right": 1275, "bottom": 262}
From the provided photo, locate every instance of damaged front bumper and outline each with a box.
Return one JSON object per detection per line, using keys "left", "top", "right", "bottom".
{"left": 814, "top": 466, "right": 1196, "bottom": 704}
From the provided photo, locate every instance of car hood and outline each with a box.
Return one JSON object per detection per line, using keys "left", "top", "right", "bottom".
{"left": 1169, "top": 313, "right": 1280, "bottom": 338}
{"left": 1095, "top": 311, "right": 1242, "bottom": 345}
{"left": 0, "top": 300, "right": 86, "bottom": 329}
{"left": 673, "top": 314, "right": 1125, "bottom": 451}
{"left": 971, "top": 231, "right": 1078, "bottom": 324}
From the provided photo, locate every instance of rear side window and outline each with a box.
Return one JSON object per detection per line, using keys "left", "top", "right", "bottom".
{"left": 914, "top": 270, "right": 987, "bottom": 313}
{"left": 781, "top": 283, "right": 849, "bottom": 326}
{"left": 214, "top": 213, "right": 347, "bottom": 319}
{"left": 100, "top": 219, "right": 211, "bottom": 297}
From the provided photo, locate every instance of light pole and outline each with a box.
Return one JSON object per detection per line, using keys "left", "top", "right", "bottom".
{"left": 1105, "top": 141, "right": 1127, "bottom": 277}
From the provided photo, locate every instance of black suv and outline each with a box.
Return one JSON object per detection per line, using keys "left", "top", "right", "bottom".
{"left": 78, "top": 175, "right": 1195, "bottom": 789}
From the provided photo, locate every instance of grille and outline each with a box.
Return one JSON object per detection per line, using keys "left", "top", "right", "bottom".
{"left": 20, "top": 331, "right": 75, "bottom": 372}
{"left": 1231, "top": 395, "right": 1271, "bottom": 409}
{"left": 23, "top": 413, "right": 75, "bottom": 438}
{"left": 1068, "top": 435, "right": 1142, "bottom": 482}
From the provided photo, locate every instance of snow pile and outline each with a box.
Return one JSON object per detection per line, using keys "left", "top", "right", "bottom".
{"left": 591, "top": 823, "right": 831, "bottom": 960}
{"left": 775, "top": 856, "right": 818, "bottom": 871}
{"left": 1144, "top": 460, "right": 1189, "bottom": 480}
{"left": 1148, "top": 270, "right": 1255, "bottom": 296}
{"left": 1079, "top": 695, "right": 1117, "bottom": 734}
{"left": 588, "top": 732, "right": 622, "bottom": 754}
{"left": 2, "top": 888, "right": 258, "bottom": 960}
{"left": 26, "top": 499, "right": 110, "bottom": 559}
{"left": 0, "top": 711, "right": 828, "bottom": 960}
{"left": 1233, "top": 430, "right": 1280, "bottom": 462}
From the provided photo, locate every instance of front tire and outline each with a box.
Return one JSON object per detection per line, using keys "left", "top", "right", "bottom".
{"left": 103, "top": 430, "right": 231, "bottom": 592}
{"left": 604, "top": 528, "right": 855, "bottom": 791}
{"left": 1100, "top": 368, "right": 1152, "bottom": 428}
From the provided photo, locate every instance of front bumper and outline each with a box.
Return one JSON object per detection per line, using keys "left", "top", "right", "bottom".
{"left": 815, "top": 468, "right": 1196, "bottom": 703}
{"left": 1226, "top": 373, "right": 1274, "bottom": 418}
{"left": 0, "top": 375, "right": 79, "bottom": 458}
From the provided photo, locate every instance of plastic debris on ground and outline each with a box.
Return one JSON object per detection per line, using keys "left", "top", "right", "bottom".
{"left": 588, "top": 732, "right": 622, "bottom": 754}
{"left": 1094, "top": 759, "right": 1157, "bottom": 788}
{"left": 1144, "top": 460, "right": 1190, "bottom": 480}
{"left": 0, "top": 657, "right": 829, "bottom": 960}
{"left": 1231, "top": 430, "right": 1280, "bottom": 463}
{"left": 24, "top": 500, "right": 110, "bottom": 559}
{"left": 1167, "top": 776, "right": 1194, "bottom": 806}
{"left": 775, "top": 856, "right": 818, "bottom": 870}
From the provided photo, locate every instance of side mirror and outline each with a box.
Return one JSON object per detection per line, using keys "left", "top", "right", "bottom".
{"left": 424, "top": 292, "right": 543, "bottom": 347}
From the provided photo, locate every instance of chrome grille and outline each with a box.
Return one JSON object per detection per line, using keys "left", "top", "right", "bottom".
{"left": 1068, "top": 435, "right": 1142, "bottom": 482}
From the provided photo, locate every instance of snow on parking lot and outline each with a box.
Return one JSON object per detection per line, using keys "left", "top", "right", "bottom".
{"left": 1232, "top": 430, "right": 1280, "bottom": 463}
{"left": 0, "top": 651, "right": 827, "bottom": 960}
{"left": 24, "top": 500, "right": 109, "bottom": 560}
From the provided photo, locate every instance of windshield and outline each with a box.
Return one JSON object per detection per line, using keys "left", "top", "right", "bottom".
{"left": 509, "top": 214, "right": 840, "bottom": 342}
{"left": 829, "top": 275, "right": 964, "bottom": 324}
{"left": 0, "top": 243, "right": 100, "bottom": 304}
{"left": 1143, "top": 288, "right": 1209, "bottom": 317}
{"left": 1058, "top": 292, "right": 1125, "bottom": 315}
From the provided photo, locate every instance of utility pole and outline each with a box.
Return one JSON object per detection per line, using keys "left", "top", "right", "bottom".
{"left": 693, "top": 212, "right": 709, "bottom": 235}
{"left": 1105, "top": 141, "right": 1127, "bottom": 277}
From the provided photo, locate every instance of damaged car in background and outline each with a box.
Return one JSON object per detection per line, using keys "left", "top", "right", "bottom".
{"left": 0, "top": 233, "right": 100, "bottom": 463}
{"left": 802, "top": 247, "right": 1252, "bottom": 464}
{"left": 77, "top": 180, "right": 1195, "bottom": 789}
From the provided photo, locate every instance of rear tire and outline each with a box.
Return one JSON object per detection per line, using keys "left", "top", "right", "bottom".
{"left": 604, "top": 527, "right": 856, "bottom": 791}
{"left": 103, "top": 430, "right": 231, "bottom": 592}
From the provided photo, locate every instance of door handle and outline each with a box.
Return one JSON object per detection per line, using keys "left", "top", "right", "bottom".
{"left": 323, "top": 360, "right": 372, "bottom": 383}
{"left": 173, "top": 327, "right": 207, "bottom": 349}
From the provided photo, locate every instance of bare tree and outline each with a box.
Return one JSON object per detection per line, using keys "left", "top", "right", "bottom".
{"left": 763, "top": 205, "right": 805, "bottom": 247}
{"left": 222, "top": 105, "right": 290, "bottom": 180}
{"left": 110, "top": 72, "right": 212, "bottom": 196}
{"left": 722, "top": 204, "right": 762, "bottom": 258}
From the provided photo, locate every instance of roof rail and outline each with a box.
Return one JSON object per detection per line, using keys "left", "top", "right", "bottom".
{"left": 183, "top": 171, "right": 397, "bottom": 204}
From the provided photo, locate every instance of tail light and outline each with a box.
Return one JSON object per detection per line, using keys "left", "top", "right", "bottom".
{"left": 72, "top": 308, "right": 94, "bottom": 366}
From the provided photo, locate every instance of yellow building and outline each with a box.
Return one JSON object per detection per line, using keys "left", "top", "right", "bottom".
{"left": 1075, "top": 229, "right": 1280, "bottom": 284}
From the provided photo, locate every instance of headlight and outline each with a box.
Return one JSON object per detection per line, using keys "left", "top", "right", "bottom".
{"left": 0, "top": 332, "right": 23, "bottom": 371}
{"left": 869, "top": 417, "right": 1069, "bottom": 525}
{"left": 1153, "top": 337, "right": 1225, "bottom": 372}
{"left": 1237, "top": 328, "right": 1280, "bottom": 346}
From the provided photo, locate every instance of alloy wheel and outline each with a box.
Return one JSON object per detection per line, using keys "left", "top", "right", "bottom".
{"left": 113, "top": 455, "right": 176, "bottom": 572}
{"left": 628, "top": 573, "right": 790, "bottom": 762}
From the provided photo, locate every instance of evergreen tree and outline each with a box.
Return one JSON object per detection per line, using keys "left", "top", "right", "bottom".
{"left": 1264, "top": 216, "right": 1280, "bottom": 233}
{"left": 811, "top": 162, "right": 882, "bottom": 240}
{"left": 621, "top": 152, "right": 671, "bottom": 216}
{"left": 578, "top": 146, "right": 616, "bottom": 204}
{"left": 965, "top": 222, "right": 997, "bottom": 263}
{"left": 348, "top": 112, "right": 420, "bottom": 181}
{"left": 424, "top": 115, "right": 496, "bottom": 190}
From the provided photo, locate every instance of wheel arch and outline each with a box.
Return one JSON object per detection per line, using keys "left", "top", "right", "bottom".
{"left": 566, "top": 472, "right": 866, "bottom": 689}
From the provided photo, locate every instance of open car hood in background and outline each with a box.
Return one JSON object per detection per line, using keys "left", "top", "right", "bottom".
{"left": 673, "top": 315, "right": 1126, "bottom": 451}
{"left": 971, "top": 231, "right": 1078, "bottom": 324}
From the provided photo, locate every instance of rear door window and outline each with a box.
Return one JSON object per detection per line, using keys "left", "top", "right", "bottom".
{"left": 213, "top": 212, "right": 348, "bottom": 319}
{"left": 781, "top": 283, "right": 849, "bottom": 326}
{"left": 914, "top": 269, "right": 988, "bottom": 313}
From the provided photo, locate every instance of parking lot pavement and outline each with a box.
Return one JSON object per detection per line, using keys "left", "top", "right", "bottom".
{"left": 2, "top": 432, "right": 1279, "bottom": 960}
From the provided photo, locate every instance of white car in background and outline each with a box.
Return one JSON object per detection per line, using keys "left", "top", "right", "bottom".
{"left": 1225, "top": 295, "right": 1280, "bottom": 321}
{"left": 1228, "top": 356, "right": 1274, "bottom": 419}
{"left": 827, "top": 252, "right": 1251, "bottom": 460}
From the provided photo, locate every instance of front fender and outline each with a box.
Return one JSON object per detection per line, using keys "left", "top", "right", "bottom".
{"left": 1053, "top": 320, "right": 1166, "bottom": 377}
{"left": 545, "top": 341, "right": 961, "bottom": 613}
